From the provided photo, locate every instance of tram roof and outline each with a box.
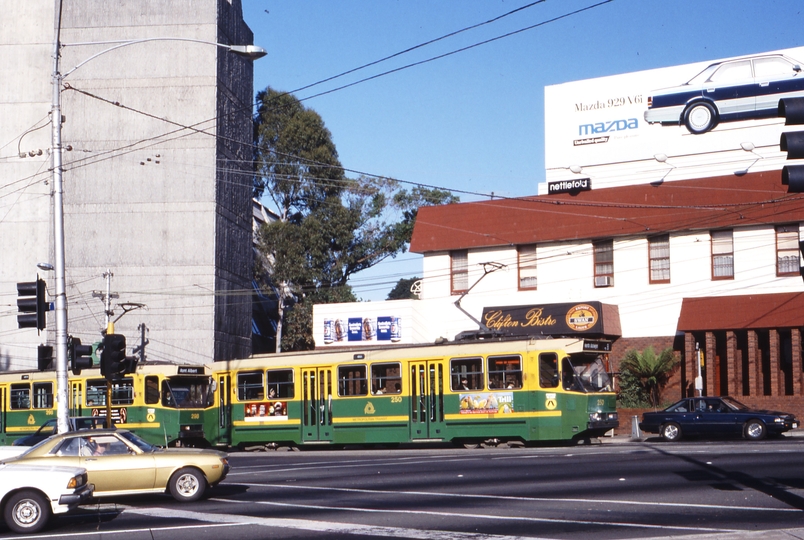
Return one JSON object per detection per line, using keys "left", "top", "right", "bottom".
{"left": 219, "top": 337, "right": 600, "bottom": 370}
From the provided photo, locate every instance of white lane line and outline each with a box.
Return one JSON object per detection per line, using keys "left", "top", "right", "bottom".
{"left": 229, "top": 481, "right": 800, "bottom": 513}
{"left": 4, "top": 521, "right": 244, "bottom": 539}
{"left": 226, "top": 457, "right": 479, "bottom": 476}
{"left": 124, "top": 506, "right": 546, "bottom": 540}
{"left": 210, "top": 497, "right": 739, "bottom": 534}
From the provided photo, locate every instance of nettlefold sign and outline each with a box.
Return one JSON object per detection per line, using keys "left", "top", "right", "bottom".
{"left": 548, "top": 178, "right": 591, "bottom": 194}
{"left": 481, "top": 301, "right": 621, "bottom": 338}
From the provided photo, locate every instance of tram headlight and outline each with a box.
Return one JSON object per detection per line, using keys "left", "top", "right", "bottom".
{"left": 589, "top": 412, "right": 618, "bottom": 423}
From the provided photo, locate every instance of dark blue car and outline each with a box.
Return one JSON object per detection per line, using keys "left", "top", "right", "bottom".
{"left": 639, "top": 396, "right": 798, "bottom": 442}
{"left": 644, "top": 54, "right": 804, "bottom": 134}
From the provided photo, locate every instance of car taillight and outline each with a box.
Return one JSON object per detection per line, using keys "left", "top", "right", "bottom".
{"left": 647, "top": 96, "right": 653, "bottom": 108}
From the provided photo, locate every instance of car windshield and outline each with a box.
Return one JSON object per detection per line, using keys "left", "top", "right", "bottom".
{"left": 119, "top": 430, "right": 155, "bottom": 452}
{"left": 562, "top": 354, "right": 612, "bottom": 393}
{"left": 685, "top": 63, "right": 719, "bottom": 86}
{"left": 720, "top": 396, "right": 750, "bottom": 411}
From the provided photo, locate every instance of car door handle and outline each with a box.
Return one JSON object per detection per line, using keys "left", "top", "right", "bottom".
{"left": 85, "top": 458, "right": 97, "bottom": 462}
{"left": 760, "top": 82, "right": 769, "bottom": 87}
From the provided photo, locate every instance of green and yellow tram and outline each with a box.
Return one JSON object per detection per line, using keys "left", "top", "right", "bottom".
{"left": 212, "top": 337, "right": 618, "bottom": 448}
{"left": 0, "top": 363, "right": 216, "bottom": 447}
{"left": 1, "top": 337, "right": 618, "bottom": 448}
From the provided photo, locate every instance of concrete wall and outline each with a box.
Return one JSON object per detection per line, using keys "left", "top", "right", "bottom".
{"left": 0, "top": 0, "right": 255, "bottom": 369}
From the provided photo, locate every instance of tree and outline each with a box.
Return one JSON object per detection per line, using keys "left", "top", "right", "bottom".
{"left": 254, "top": 88, "right": 457, "bottom": 351}
{"left": 618, "top": 347, "right": 678, "bottom": 408}
{"left": 387, "top": 277, "right": 421, "bottom": 300}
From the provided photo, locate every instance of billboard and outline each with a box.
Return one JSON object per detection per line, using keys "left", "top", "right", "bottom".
{"left": 323, "top": 315, "right": 402, "bottom": 345}
{"left": 544, "top": 46, "right": 804, "bottom": 190}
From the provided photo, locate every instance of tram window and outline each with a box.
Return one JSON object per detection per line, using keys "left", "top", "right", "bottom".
{"left": 266, "top": 369, "right": 294, "bottom": 399}
{"left": 32, "top": 382, "right": 54, "bottom": 409}
{"left": 487, "top": 356, "right": 522, "bottom": 389}
{"left": 370, "top": 363, "right": 402, "bottom": 394}
{"left": 145, "top": 376, "right": 160, "bottom": 404}
{"left": 10, "top": 384, "right": 30, "bottom": 410}
{"left": 86, "top": 380, "right": 108, "bottom": 406}
{"left": 86, "top": 378, "right": 134, "bottom": 406}
{"left": 450, "top": 357, "right": 483, "bottom": 391}
{"left": 539, "top": 353, "right": 559, "bottom": 388}
{"left": 338, "top": 365, "right": 368, "bottom": 396}
{"left": 237, "top": 371, "right": 264, "bottom": 401}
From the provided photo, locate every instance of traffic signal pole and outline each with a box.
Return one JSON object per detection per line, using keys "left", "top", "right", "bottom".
{"left": 103, "top": 270, "right": 114, "bottom": 428}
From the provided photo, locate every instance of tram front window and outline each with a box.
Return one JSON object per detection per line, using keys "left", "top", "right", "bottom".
{"left": 162, "top": 377, "right": 215, "bottom": 409}
{"left": 562, "top": 355, "right": 612, "bottom": 393}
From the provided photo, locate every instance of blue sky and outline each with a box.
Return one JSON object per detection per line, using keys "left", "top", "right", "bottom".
{"left": 242, "top": 0, "right": 804, "bottom": 300}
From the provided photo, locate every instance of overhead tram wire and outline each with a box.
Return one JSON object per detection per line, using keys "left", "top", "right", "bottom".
{"left": 294, "top": 0, "right": 615, "bottom": 103}
{"left": 287, "top": 0, "right": 547, "bottom": 96}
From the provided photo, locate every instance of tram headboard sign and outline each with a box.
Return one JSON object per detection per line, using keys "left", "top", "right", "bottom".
{"left": 177, "top": 366, "right": 205, "bottom": 375}
{"left": 481, "top": 302, "right": 621, "bottom": 338}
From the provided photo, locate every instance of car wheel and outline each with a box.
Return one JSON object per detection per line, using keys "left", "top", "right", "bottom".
{"left": 4, "top": 490, "right": 51, "bottom": 534}
{"left": 168, "top": 467, "right": 206, "bottom": 502}
{"left": 661, "top": 422, "right": 682, "bottom": 442}
{"left": 683, "top": 102, "right": 718, "bottom": 134}
{"left": 744, "top": 419, "right": 766, "bottom": 441}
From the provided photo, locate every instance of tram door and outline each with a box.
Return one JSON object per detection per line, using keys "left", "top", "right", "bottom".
{"left": 409, "top": 361, "right": 446, "bottom": 440}
{"left": 301, "top": 368, "right": 333, "bottom": 443}
{"left": 70, "top": 380, "right": 84, "bottom": 416}
{"left": 0, "top": 387, "right": 5, "bottom": 443}
{"left": 217, "top": 375, "right": 231, "bottom": 446}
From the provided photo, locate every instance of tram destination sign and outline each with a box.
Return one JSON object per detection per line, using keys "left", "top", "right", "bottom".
{"left": 177, "top": 366, "right": 205, "bottom": 375}
{"left": 481, "top": 301, "right": 621, "bottom": 338}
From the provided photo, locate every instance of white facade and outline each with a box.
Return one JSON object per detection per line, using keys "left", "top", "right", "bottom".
{"left": 314, "top": 223, "right": 804, "bottom": 347}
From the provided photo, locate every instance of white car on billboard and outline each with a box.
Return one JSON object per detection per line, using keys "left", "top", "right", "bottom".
{"left": 644, "top": 54, "right": 804, "bottom": 134}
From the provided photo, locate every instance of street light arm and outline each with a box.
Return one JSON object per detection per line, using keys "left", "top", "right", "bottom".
{"left": 62, "top": 37, "right": 267, "bottom": 79}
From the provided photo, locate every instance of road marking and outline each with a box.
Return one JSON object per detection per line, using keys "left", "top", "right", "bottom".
{"left": 229, "top": 481, "right": 800, "bottom": 513}
{"left": 210, "top": 497, "right": 739, "bottom": 534}
{"left": 124, "top": 506, "right": 548, "bottom": 539}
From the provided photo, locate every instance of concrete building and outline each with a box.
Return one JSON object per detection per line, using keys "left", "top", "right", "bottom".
{"left": 0, "top": 0, "right": 259, "bottom": 369}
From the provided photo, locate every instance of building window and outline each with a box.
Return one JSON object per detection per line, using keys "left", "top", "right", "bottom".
{"left": 593, "top": 240, "right": 613, "bottom": 287}
{"left": 451, "top": 250, "right": 468, "bottom": 294}
{"left": 649, "top": 235, "right": 670, "bottom": 283}
{"left": 776, "top": 225, "right": 801, "bottom": 276}
{"left": 711, "top": 230, "right": 734, "bottom": 279}
{"left": 517, "top": 245, "right": 538, "bottom": 290}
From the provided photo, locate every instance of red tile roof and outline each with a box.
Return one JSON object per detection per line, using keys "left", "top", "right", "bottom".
{"left": 410, "top": 171, "right": 804, "bottom": 253}
{"left": 677, "top": 292, "right": 804, "bottom": 331}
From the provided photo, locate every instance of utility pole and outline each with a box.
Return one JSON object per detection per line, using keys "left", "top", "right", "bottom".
{"left": 133, "top": 323, "right": 149, "bottom": 364}
{"left": 93, "top": 270, "right": 118, "bottom": 427}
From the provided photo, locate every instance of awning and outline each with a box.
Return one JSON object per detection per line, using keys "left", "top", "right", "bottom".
{"left": 677, "top": 292, "right": 804, "bottom": 332}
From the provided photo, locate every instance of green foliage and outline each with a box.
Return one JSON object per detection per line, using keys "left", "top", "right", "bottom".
{"left": 254, "top": 88, "right": 458, "bottom": 351}
{"left": 618, "top": 346, "right": 678, "bottom": 408}
{"left": 387, "top": 277, "right": 421, "bottom": 300}
{"left": 616, "top": 368, "right": 650, "bottom": 408}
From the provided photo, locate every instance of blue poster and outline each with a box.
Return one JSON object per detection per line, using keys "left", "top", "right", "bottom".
{"left": 377, "top": 316, "right": 392, "bottom": 341}
{"left": 347, "top": 317, "right": 363, "bottom": 341}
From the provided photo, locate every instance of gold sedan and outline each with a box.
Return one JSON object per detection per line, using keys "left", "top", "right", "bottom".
{"left": 4, "top": 429, "right": 229, "bottom": 502}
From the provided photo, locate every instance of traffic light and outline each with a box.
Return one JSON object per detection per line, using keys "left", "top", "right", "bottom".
{"left": 68, "top": 336, "right": 94, "bottom": 376}
{"left": 100, "top": 333, "right": 126, "bottom": 380}
{"left": 779, "top": 97, "right": 804, "bottom": 193}
{"left": 16, "top": 278, "right": 48, "bottom": 331}
{"left": 37, "top": 344, "right": 53, "bottom": 371}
